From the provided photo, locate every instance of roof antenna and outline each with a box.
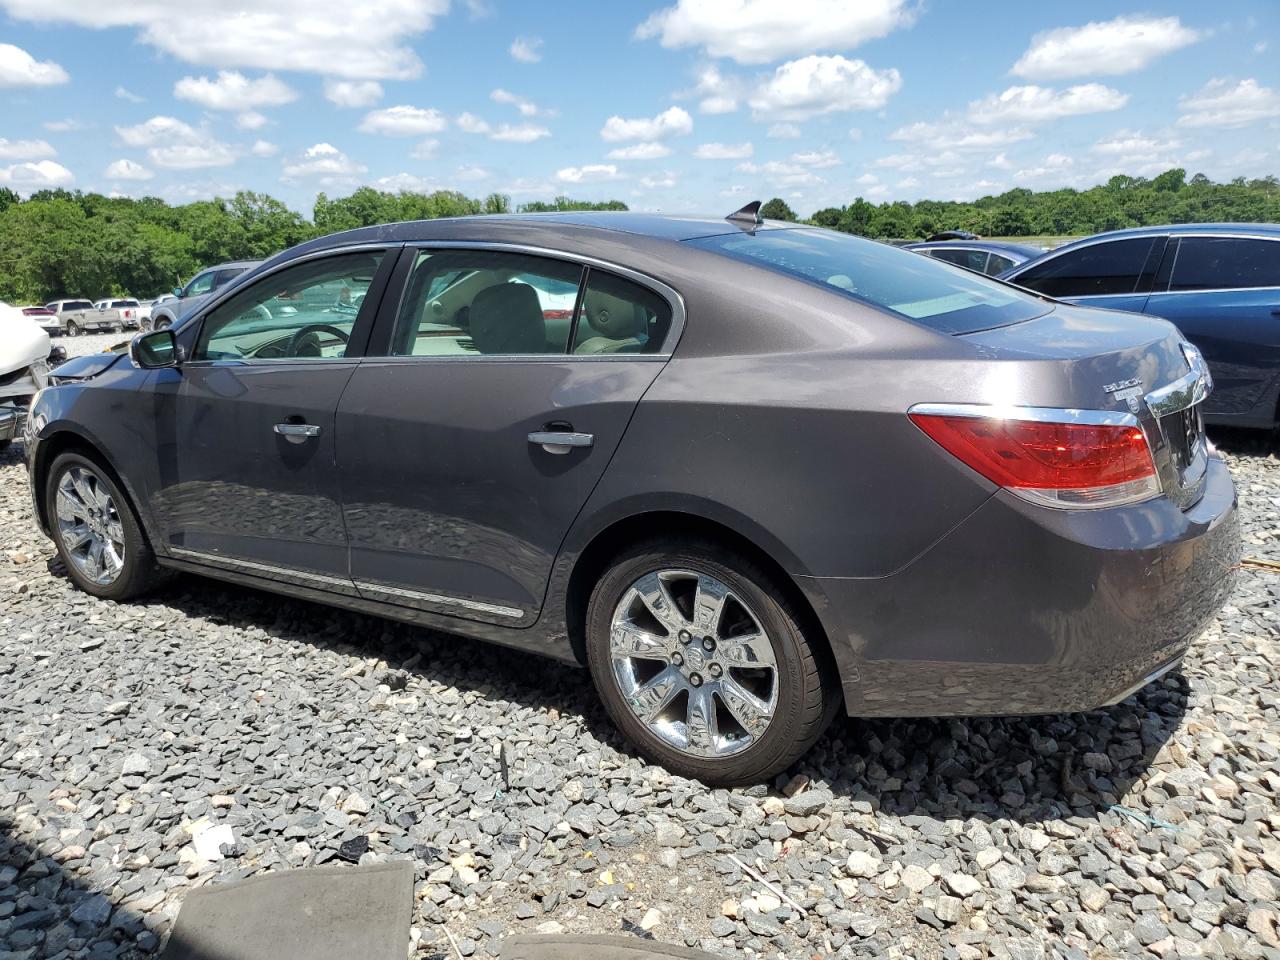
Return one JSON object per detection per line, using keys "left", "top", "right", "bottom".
{"left": 726, "top": 200, "right": 763, "bottom": 225}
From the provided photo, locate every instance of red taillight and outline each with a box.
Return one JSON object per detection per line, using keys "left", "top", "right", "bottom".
{"left": 910, "top": 407, "right": 1160, "bottom": 509}
{"left": 543, "top": 309, "right": 573, "bottom": 320}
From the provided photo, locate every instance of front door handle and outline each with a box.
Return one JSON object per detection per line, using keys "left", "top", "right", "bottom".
{"left": 528, "top": 431, "right": 594, "bottom": 455}
{"left": 274, "top": 422, "right": 321, "bottom": 444}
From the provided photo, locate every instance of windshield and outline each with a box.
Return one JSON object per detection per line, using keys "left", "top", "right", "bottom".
{"left": 689, "top": 228, "right": 1048, "bottom": 334}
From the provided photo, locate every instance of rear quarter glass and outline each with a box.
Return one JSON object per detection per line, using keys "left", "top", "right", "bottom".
{"left": 688, "top": 229, "right": 1048, "bottom": 334}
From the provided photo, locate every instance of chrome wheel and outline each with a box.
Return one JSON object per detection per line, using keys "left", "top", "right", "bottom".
{"left": 609, "top": 569, "right": 779, "bottom": 758}
{"left": 55, "top": 466, "right": 126, "bottom": 586}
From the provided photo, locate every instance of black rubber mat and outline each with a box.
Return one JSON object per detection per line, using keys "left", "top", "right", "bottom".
{"left": 159, "top": 861, "right": 413, "bottom": 960}
{"left": 502, "top": 934, "right": 724, "bottom": 959}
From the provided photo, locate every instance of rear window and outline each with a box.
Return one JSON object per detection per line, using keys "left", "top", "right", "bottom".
{"left": 688, "top": 228, "right": 1046, "bottom": 334}
{"left": 1167, "top": 237, "right": 1280, "bottom": 292}
{"left": 64, "top": 300, "right": 93, "bottom": 310}
{"left": 112, "top": 299, "right": 139, "bottom": 307}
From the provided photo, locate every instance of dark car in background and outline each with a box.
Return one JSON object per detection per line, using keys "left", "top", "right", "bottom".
{"left": 904, "top": 240, "right": 1044, "bottom": 277}
{"left": 145, "top": 260, "right": 263, "bottom": 331}
{"left": 1001, "top": 224, "right": 1280, "bottom": 428}
{"left": 25, "top": 209, "right": 1237, "bottom": 784}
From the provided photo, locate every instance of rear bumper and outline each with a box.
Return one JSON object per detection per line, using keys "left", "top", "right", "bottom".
{"left": 804, "top": 456, "right": 1239, "bottom": 717}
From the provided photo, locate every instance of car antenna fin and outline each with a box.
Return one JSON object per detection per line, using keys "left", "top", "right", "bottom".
{"left": 726, "top": 201, "right": 763, "bottom": 226}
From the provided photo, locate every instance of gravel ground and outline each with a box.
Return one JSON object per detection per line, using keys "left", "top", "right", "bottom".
{"left": 49, "top": 332, "right": 131, "bottom": 360}
{"left": 2, "top": 375, "right": 1279, "bottom": 958}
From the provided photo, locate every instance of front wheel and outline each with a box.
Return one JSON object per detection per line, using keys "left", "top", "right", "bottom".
{"left": 66, "top": 322, "right": 78, "bottom": 336}
{"left": 45, "top": 452, "right": 164, "bottom": 601}
{"left": 585, "top": 538, "right": 834, "bottom": 785}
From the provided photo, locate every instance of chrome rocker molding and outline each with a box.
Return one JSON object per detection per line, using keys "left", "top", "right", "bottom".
{"left": 168, "top": 546, "right": 524, "bottom": 619}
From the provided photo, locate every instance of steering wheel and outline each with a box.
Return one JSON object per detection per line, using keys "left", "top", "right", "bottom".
{"left": 286, "top": 323, "right": 350, "bottom": 357}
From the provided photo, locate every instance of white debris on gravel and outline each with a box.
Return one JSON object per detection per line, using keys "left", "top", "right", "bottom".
{"left": 1, "top": 430, "right": 1278, "bottom": 959}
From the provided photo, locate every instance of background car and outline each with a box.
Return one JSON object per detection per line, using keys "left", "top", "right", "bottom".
{"left": 24, "top": 210, "right": 1236, "bottom": 784}
{"left": 0, "top": 302, "right": 51, "bottom": 450}
{"left": 146, "top": 260, "right": 262, "bottom": 331}
{"left": 1000, "top": 223, "right": 1280, "bottom": 428}
{"left": 18, "top": 305, "right": 60, "bottom": 337}
{"left": 43, "top": 299, "right": 106, "bottom": 336}
{"left": 904, "top": 240, "right": 1044, "bottom": 276}
{"left": 90, "top": 298, "right": 142, "bottom": 331}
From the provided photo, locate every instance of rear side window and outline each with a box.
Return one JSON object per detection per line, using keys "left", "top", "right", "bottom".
{"left": 690, "top": 229, "right": 1046, "bottom": 334}
{"left": 1012, "top": 237, "right": 1159, "bottom": 298}
{"left": 1167, "top": 237, "right": 1280, "bottom": 292}
{"left": 986, "top": 254, "right": 1015, "bottom": 275}
{"left": 391, "top": 250, "right": 584, "bottom": 356}
{"left": 214, "top": 268, "right": 248, "bottom": 288}
{"left": 572, "top": 270, "right": 672, "bottom": 355}
{"left": 930, "top": 248, "right": 990, "bottom": 274}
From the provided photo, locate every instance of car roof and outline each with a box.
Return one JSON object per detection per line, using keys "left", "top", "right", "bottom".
{"left": 904, "top": 240, "right": 1043, "bottom": 258}
{"left": 1053, "top": 223, "right": 1280, "bottom": 248}
{"left": 202, "top": 259, "right": 263, "bottom": 271}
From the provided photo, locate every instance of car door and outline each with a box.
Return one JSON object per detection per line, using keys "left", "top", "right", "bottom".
{"left": 336, "top": 245, "right": 680, "bottom": 625}
{"left": 1141, "top": 234, "right": 1280, "bottom": 425}
{"left": 1005, "top": 235, "right": 1166, "bottom": 314}
{"left": 143, "top": 246, "right": 396, "bottom": 592}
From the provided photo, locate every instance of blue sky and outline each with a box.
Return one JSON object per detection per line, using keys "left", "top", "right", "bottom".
{"left": 1, "top": 1, "right": 1278, "bottom": 217}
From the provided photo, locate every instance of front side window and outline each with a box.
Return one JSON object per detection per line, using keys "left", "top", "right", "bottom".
{"left": 184, "top": 272, "right": 217, "bottom": 298}
{"left": 1012, "top": 237, "right": 1159, "bottom": 298}
{"left": 391, "top": 251, "right": 584, "bottom": 356}
{"left": 193, "top": 251, "right": 384, "bottom": 362}
{"left": 1167, "top": 237, "right": 1280, "bottom": 292}
{"left": 690, "top": 228, "right": 1046, "bottom": 335}
{"left": 573, "top": 270, "right": 673, "bottom": 354}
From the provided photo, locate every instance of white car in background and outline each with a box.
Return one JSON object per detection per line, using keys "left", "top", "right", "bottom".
{"left": 0, "top": 302, "right": 53, "bottom": 451}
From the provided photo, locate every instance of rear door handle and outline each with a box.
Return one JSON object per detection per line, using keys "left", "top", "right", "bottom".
{"left": 274, "top": 423, "right": 321, "bottom": 443}
{"left": 528, "top": 431, "right": 593, "bottom": 454}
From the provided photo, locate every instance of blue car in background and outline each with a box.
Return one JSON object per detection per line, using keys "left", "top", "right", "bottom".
{"left": 1002, "top": 224, "right": 1280, "bottom": 428}
{"left": 904, "top": 240, "right": 1044, "bottom": 277}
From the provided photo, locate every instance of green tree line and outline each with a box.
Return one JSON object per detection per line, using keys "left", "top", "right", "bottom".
{"left": 800, "top": 169, "right": 1280, "bottom": 239}
{"left": 0, "top": 187, "right": 627, "bottom": 304}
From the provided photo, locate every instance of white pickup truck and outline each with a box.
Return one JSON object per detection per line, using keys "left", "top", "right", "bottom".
{"left": 44, "top": 298, "right": 140, "bottom": 335}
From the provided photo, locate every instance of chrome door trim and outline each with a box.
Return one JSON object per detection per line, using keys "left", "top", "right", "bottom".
{"left": 168, "top": 546, "right": 354, "bottom": 589}
{"left": 398, "top": 240, "right": 688, "bottom": 356}
{"left": 354, "top": 579, "right": 524, "bottom": 619}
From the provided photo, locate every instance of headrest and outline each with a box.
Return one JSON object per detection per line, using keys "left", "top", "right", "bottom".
{"left": 470, "top": 283, "right": 546, "bottom": 354}
{"left": 583, "top": 289, "right": 647, "bottom": 340}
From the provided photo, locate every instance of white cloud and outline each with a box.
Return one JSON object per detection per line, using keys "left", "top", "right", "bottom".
{"left": 897, "top": 176, "right": 920, "bottom": 189}
{"left": 736, "top": 159, "right": 823, "bottom": 187}
{"left": 359, "top": 105, "right": 449, "bottom": 136}
{"left": 371, "top": 172, "right": 439, "bottom": 193}
{"left": 43, "top": 118, "right": 84, "bottom": 131}
{"left": 606, "top": 142, "right": 672, "bottom": 160}
{"left": 1178, "top": 78, "right": 1280, "bottom": 128}
{"left": 600, "top": 106, "right": 693, "bottom": 142}
{"left": 694, "top": 141, "right": 753, "bottom": 160}
{"left": 790, "top": 149, "right": 840, "bottom": 168}
{"left": 748, "top": 56, "right": 902, "bottom": 121}
{"left": 149, "top": 142, "right": 237, "bottom": 169}
{"left": 282, "top": 142, "right": 367, "bottom": 180}
{"left": 510, "top": 36, "right": 543, "bottom": 63}
{"left": 685, "top": 64, "right": 743, "bottom": 114}
{"left": 250, "top": 139, "right": 279, "bottom": 157}
{"left": 174, "top": 70, "right": 297, "bottom": 112}
{"left": 104, "top": 158, "right": 153, "bottom": 180}
{"left": 235, "top": 111, "right": 268, "bottom": 130}
{"left": 0, "top": 0, "right": 450, "bottom": 80}
{"left": 0, "top": 42, "right": 68, "bottom": 87}
{"left": 455, "top": 164, "right": 489, "bottom": 182}
{"left": 0, "top": 159, "right": 73, "bottom": 190}
{"left": 889, "top": 121, "right": 1035, "bottom": 152}
{"left": 457, "top": 112, "right": 490, "bottom": 134}
{"left": 491, "top": 88, "right": 550, "bottom": 117}
{"left": 556, "top": 163, "right": 624, "bottom": 184}
{"left": 458, "top": 112, "right": 550, "bottom": 142}
{"left": 116, "top": 115, "right": 201, "bottom": 146}
{"left": 1091, "top": 129, "right": 1182, "bottom": 157}
{"left": 767, "top": 123, "right": 801, "bottom": 139}
{"left": 0, "top": 138, "right": 55, "bottom": 160}
{"left": 968, "top": 84, "right": 1128, "bottom": 124}
{"left": 1014, "top": 153, "right": 1076, "bottom": 181}
{"left": 639, "top": 172, "right": 677, "bottom": 189}
{"left": 1012, "top": 15, "right": 1199, "bottom": 80}
{"left": 325, "top": 79, "right": 383, "bottom": 109}
{"left": 636, "top": 0, "right": 914, "bottom": 65}
{"left": 115, "top": 85, "right": 143, "bottom": 103}
{"left": 855, "top": 173, "right": 878, "bottom": 186}
{"left": 410, "top": 139, "right": 439, "bottom": 159}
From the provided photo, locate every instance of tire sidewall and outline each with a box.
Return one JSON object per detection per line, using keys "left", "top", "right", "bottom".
{"left": 45, "top": 452, "right": 152, "bottom": 601}
{"left": 585, "top": 543, "right": 819, "bottom": 785}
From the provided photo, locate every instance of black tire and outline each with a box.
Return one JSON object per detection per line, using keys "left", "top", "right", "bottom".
{"left": 66, "top": 322, "right": 78, "bottom": 336}
{"left": 585, "top": 537, "right": 835, "bottom": 785}
{"left": 0, "top": 439, "right": 12, "bottom": 453}
{"left": 45, "top": 451, "right": 165, "bottom": 601}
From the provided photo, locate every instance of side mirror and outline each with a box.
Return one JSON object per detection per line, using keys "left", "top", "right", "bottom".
{"left": 130, "top": 329, "right": 180, "bottom": 369}
{"left": 173, "top": 287, "right": 184, "bottom": 298}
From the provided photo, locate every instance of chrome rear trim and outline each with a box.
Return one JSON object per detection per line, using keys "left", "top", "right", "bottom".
{"left": 907, "top": 402, "right": 1140, "bottom": 428}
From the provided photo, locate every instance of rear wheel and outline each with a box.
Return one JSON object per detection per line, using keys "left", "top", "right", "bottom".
{"left": 585, "top": 538, "right": 834, "bottom": 785}
{"left": 66, "top": 321, "right": 79, "bottom": 336}
{"left": 45, "top": 452, "right": 164, "bottom": 601}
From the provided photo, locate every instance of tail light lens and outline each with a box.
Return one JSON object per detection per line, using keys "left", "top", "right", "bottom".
{"left": 909, "top": 404, "right": 1160, "bottom": 509}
